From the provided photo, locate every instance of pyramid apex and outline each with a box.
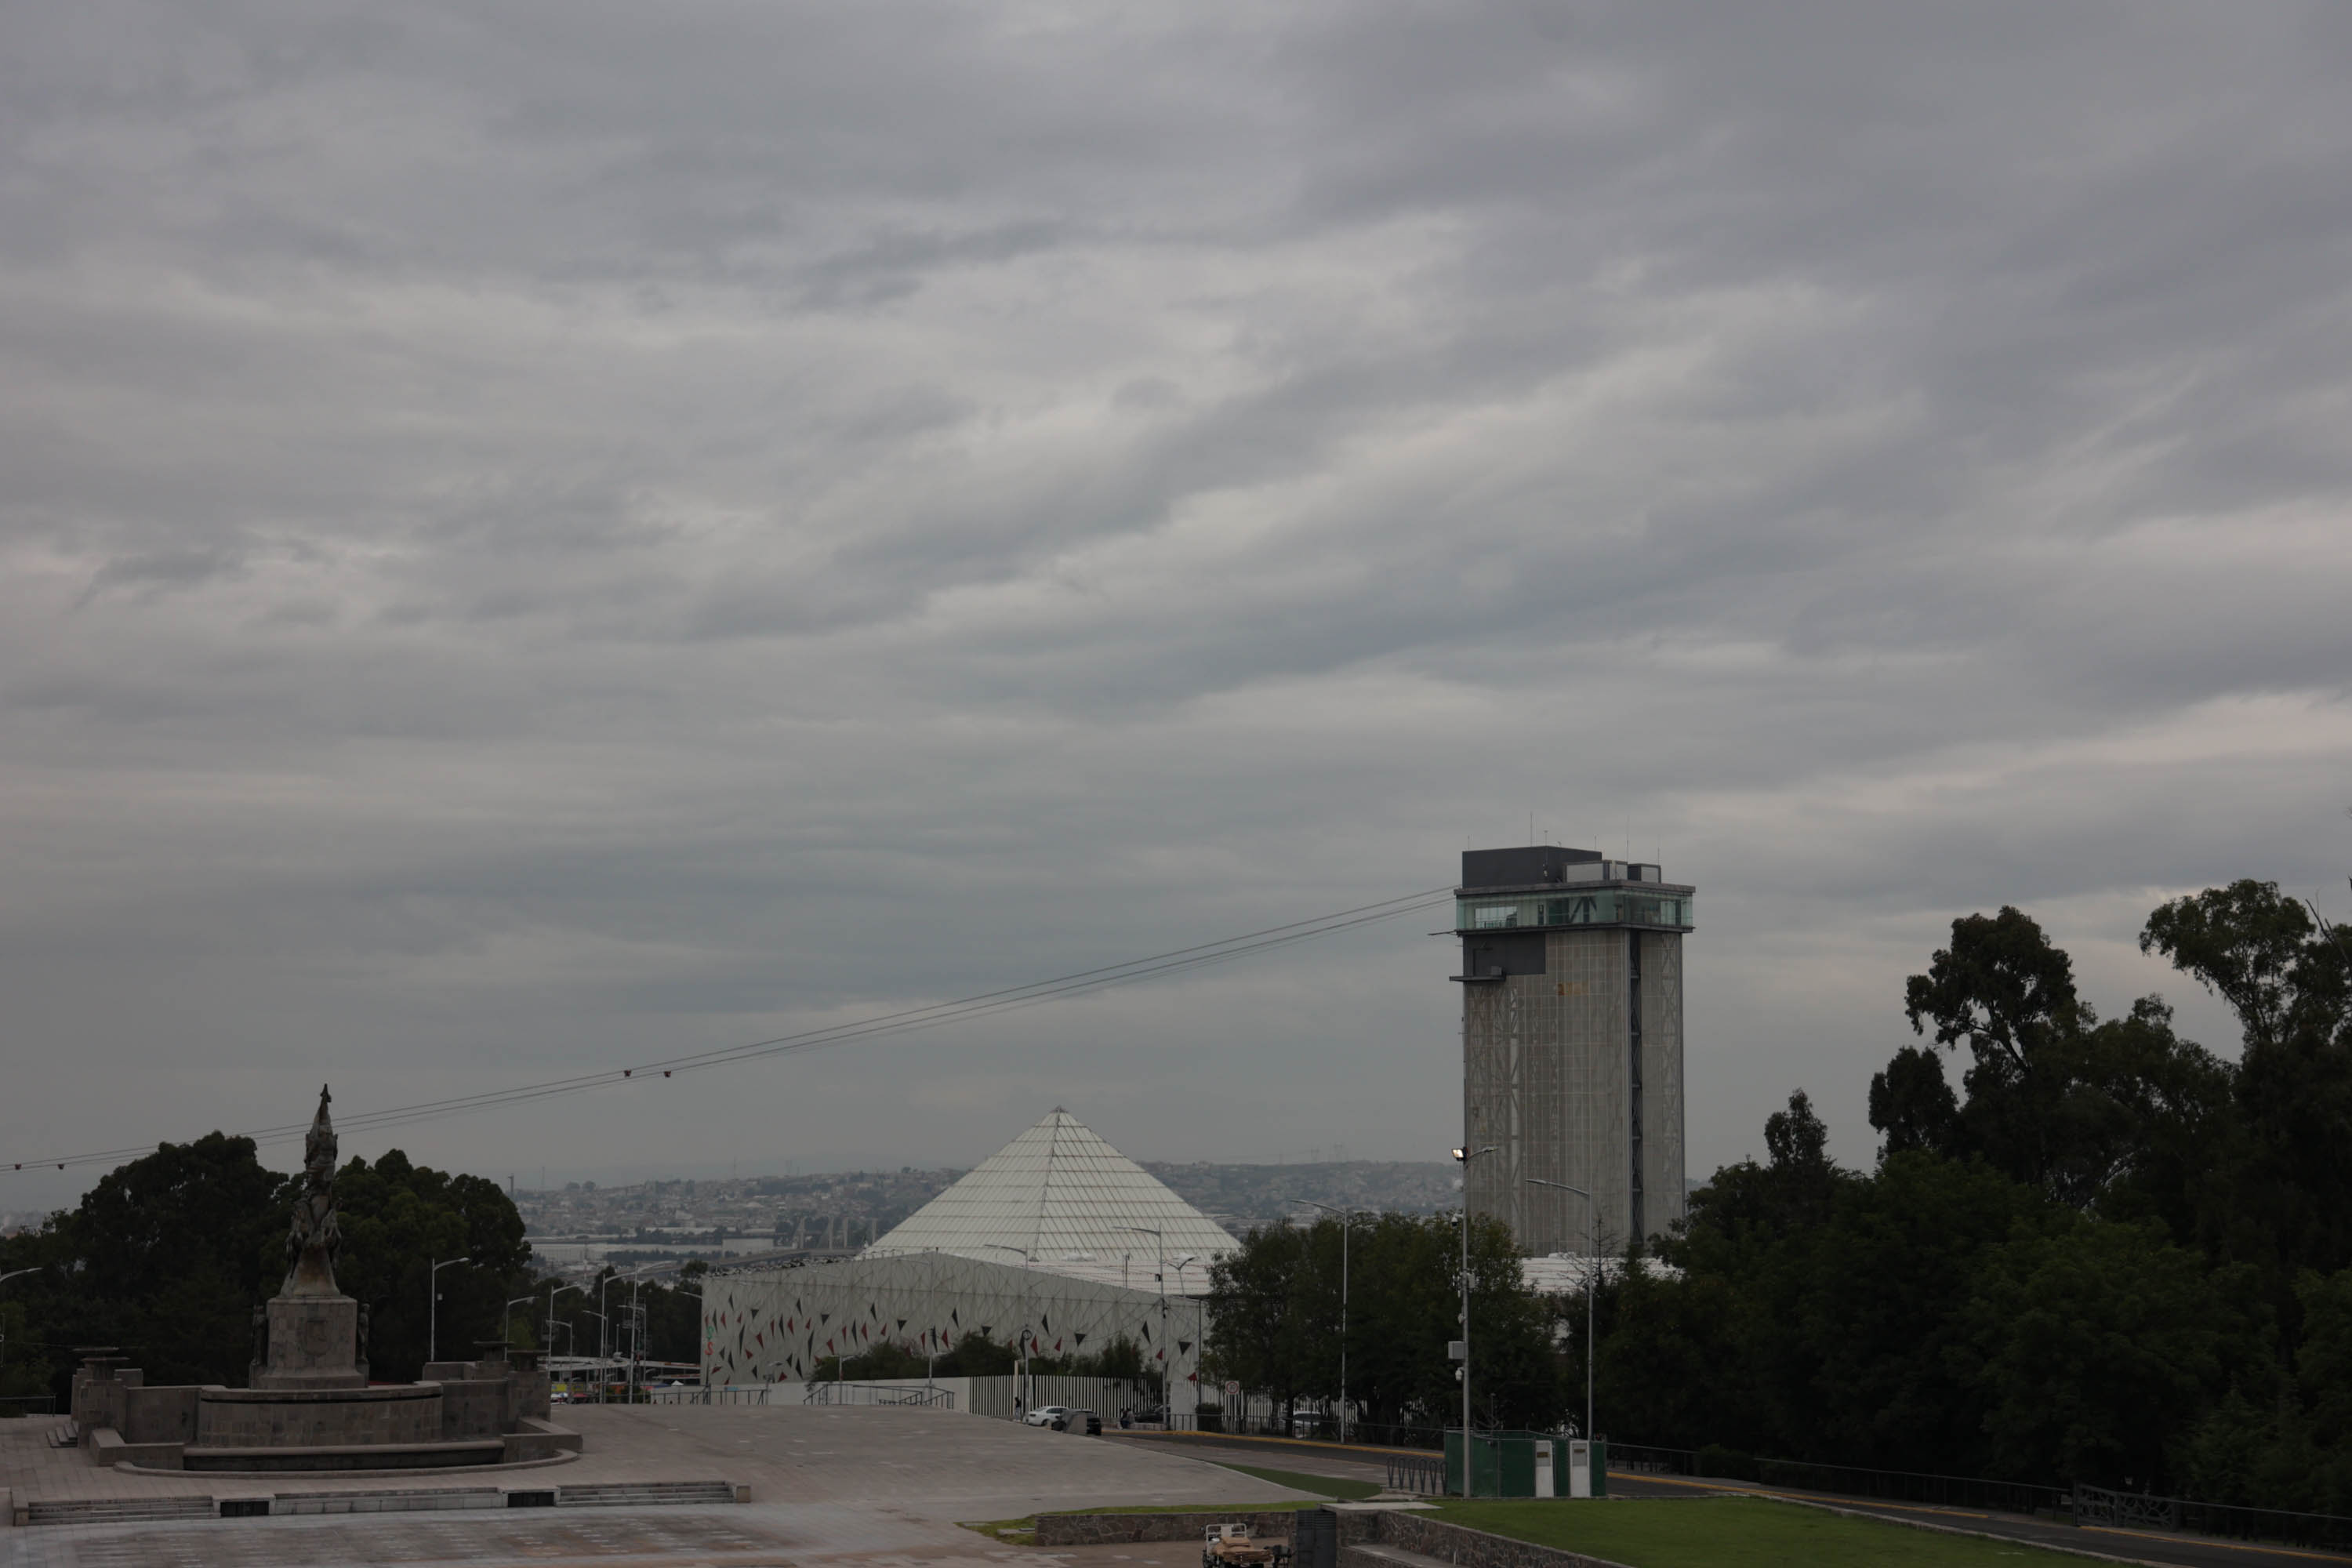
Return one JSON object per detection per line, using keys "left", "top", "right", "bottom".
{"left": 867, "top": 1106, "right": 1236, "bottom": 1265}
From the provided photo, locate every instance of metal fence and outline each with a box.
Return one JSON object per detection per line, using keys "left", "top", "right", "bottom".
{"left": 1753, "top": 1457, "right": 2067, "bottom": 1517}
{"left": 967, "top": 1374, "right": 1150, "bottom": 1423}
{"left": 650, "top": 1384, "right": 775, "bottom": 1405}
{"left": 2074, "top": 1483, "right": 2352, "bottom": 1552}
{"left": 1603, "top": 1443, "right": 1695, "bottom": 1475}
{"left": 1386, "top": 1453, "right": 1446, "bottom": 1496}
{"left": 0, "top": 1395, "right": 56, "bottom": 1418}
{"left": 804, "top": 1382, "right": 956, "bottom": 1409}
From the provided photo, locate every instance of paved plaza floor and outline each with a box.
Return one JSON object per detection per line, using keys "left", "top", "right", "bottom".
{"left": 1, "top": 1404, "right": 1311, "bottom": 1568}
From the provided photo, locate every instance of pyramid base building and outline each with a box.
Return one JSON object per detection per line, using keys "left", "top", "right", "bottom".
{"left": 701, "top": 1110, "right": 1236, "bottom": 1408}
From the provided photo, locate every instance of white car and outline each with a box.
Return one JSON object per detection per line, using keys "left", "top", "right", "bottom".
{"left": 1025, "top": 1405, "right": 1069, "bottom": 1428}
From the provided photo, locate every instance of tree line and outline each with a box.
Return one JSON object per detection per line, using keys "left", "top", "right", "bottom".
{"left": 0, "top": 1139, "right": 713, "bottom": 1405}
{"left": 1608, "top": 880, "right": 2351, "bottom": 1509}
{"left": 1205, "top": 1209, "right": 1566, "bottom": 1433}
{"left": 1202, "top": 877, "right": 2352, "bottom": 1512}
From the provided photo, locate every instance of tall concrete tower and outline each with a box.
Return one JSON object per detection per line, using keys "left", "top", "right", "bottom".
{"left": 1455, "top": 846, "right": 1695, "bottom": 1256}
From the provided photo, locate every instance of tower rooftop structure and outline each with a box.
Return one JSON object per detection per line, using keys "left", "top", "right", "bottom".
{"left": 866, "top": 1109, "right": 1238, "bottom": 1269}
{"left": 1456, "top": 845, "right": 1695, "bottom": 1255}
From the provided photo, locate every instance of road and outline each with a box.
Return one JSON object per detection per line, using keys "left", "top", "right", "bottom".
{"left": 1110, "top": 1430, "right": 2352, "bottom": 1568}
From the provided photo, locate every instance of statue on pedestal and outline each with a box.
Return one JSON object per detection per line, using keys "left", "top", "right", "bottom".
{"left": 252, "top": 1085, "right": 365, "bottom": 1389}
{"left": 282, "top": 1084, "right": 342, "bottom": 1297}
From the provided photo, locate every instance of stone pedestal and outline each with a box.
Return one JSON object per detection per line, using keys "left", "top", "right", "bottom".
{"left": 250, "top": 1295, "right": 367, "bottom": 1390}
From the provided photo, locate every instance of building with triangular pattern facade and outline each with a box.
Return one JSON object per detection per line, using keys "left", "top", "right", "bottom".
{"left": 701, "top": 1110, "right": 1227, "bottom": 1411}
{"left": 866, "top": 1107, "right": 1237, "bottom": 1268}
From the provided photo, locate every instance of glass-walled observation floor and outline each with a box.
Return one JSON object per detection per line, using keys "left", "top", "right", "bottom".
{"left": 1455, "top": 890, "right": 1695, "bottom": 933}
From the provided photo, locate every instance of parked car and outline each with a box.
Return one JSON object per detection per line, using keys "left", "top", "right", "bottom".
{"left": 1025, "top": 1405, "right": 1069, "bottom": 1428}
{"left": 1051, "top": 1408, "right": 1103, "bottom": 1435}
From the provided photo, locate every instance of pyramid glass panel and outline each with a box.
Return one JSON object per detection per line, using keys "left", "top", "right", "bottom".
{"left": 866, "top": 1109, "right": 1237, "bottom": 1266}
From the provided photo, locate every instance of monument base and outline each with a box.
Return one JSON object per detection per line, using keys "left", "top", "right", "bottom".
{"left": 251, "top": 1295, "right": 367, "bottom": 1390}
{"left": 198, "top": 1385, "right": 441, "bottom": 1448}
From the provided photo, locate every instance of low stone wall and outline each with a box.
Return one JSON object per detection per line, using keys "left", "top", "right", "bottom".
{"left": 197, "top": 1385, "right": 442, "bottom": 1448}
{"left": 1036, "top": 1510, "right": 1306, "bottom": 1546}
{"left": 1040, "top": 1509, "right": 1632, "bottom": 1568}
{"left": 503, "top": 1419, "right": 584, "bottom": 1462}
{"left": 123, "top": 1385, "right": 200, "bottom": 1446}
{"left": 437, "top": 1380, "right": 510, "bottom": 1440}
{"left": 90, "top": 1430, "right": 187, "bottom": 1470}
{"left": 1342, "top": 1511, "right": 1631, "bottom": 1568}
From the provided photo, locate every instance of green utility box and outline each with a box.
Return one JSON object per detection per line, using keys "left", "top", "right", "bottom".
{"left": 1446, "top": 1429, "right": 1595, "bottom": 1497}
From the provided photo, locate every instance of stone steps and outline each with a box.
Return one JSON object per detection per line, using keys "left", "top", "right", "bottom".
{"left": 25, "top": 1496, "right": 216, "bottom": 1525}
{"left": 13, "top": 1479, "right": 744, "bottom": 1527}
{"left": 558, "top": 1481, "right": 740, "bottom": 1507}
{"left": 268, "top": 1487, "right": 505, "bottom": 1515}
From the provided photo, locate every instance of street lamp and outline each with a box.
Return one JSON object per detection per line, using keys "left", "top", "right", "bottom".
{"left": 1120, "top": 1226, "right": 1168, "bottom": 1417}
{"left": 0, "top": 1267, "right": 42, "bottom": 1374}
{"left": 977, "top": 1245, "right": 1036, "bottom": 1414}
{"left": 503, "top": 1295, "right": 537, "bottom": 1347}
{"left": 598, "top": 1267, "right": 650, "bottom": 1403}
{"left": 1528, "top": 1178, "right": 1597, "bottom": 1444}
{"left": 579, "top": 1308, "right": 609, "bottom": 1398}
{"left": 1294, "top": 1201, "right": 1367, "bottom": 1442}
{"left": 430, "top": 1256, "right": 472, "bottom": 1367}
{"left": 1452, "top": 1145, "right": 1495, "bottom": 1493}
{"left": 546, "top": 1280, "right": 583, "bottom": 1359}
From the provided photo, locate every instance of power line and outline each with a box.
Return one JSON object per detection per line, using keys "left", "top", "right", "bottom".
{"left": 5, "top": 885, "right": 1455, "bottom": 1176}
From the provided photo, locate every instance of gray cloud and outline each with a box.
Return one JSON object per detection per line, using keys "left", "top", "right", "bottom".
{"left": 2, "top": 1, "right": 2349, "bottom": 1198}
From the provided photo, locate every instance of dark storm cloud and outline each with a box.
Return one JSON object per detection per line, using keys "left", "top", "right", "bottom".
{"left": 2, "top": 1, "right": 2349, "bottom": 1188}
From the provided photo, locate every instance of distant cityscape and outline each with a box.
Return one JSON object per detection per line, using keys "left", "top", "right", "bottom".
{"left": 515, "top": 1160, "right": 1464, "bottom": 1272}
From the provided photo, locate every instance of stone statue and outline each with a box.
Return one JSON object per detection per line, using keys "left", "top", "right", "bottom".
{"left": 251, "top": 1305, "right": 268, "bottom": 1369}
{"left": 282, "top": 1085, "right": 343, "bottom": 1296}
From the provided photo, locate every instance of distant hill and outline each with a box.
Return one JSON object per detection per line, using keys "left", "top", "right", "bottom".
{"left": 1142, "top": 1161, "right": 1461, "bottom": 1232}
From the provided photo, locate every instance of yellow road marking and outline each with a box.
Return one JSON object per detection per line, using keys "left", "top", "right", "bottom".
{"left": 2082, "top": 1525, "right": 2352, "bottom": 1564}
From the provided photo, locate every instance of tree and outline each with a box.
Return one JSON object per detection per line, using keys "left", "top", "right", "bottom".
{"left": 1893, "top": 909, "right": 2234, "bottom": 1212}
{"left": 1964, "top": 1218, "right": 2270, "bottom": 1489}
{"left": 1206, "top": 1221, "right": 1311, "bottom": 1424}
{"left": 2145, "top": 880, "right": 2352, "bottom": 1277}
{"left": 333, "top": 1150, "right": 531, "bottom": 1380}
{"left": 1207, "top": 1211, "right": 1560, "bottom": 1433}
{"left": 37, "top": 1134, "right": 284, "bottom": 1389}
{"left": 1868, "top": 1046, "right": 1958, "bottom": 1160}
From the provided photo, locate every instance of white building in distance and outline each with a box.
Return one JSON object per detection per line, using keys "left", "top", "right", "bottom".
{"left": 701, "top": 1110, "right": 1236, "bottom": 1402}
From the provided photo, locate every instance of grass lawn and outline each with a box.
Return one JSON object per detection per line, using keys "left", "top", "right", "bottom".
{"left": 1436, "top": 1497, "right": 2103, "bottom": 1567}
{"left": 961, "top": 1500, "right": 1334, "bottom": 1547}
{"left": 1207, "top": 1461, "right": 1382, "bottom": 1501}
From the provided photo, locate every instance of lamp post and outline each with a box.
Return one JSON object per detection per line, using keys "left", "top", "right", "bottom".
{"left": 977, "top": 1244, "right": 1036, "bottom": 1414}
{"left": 1527, "top": 1178, "right": 1597, "bottom": 1444}
{"left": 598, "top": 1268, "right": 648, "bottom": 1403}
{"left": 0, "top": 1267, "right": 42, "bottom": 1374}
{"left": 503, "top": 1294, "right": 537, "bottom": 1349}
{"left": 546, "top": 1280, "right": 583, "bottom": 1356}
{"left": 1120, "top": 1226, "right": 1167, "bottom": 1415}
{"left": 581, "top": 1308, "right": 608, "bottom": 1397}
{"left": 430, "top": 1256, "right": 471, "bottom": 1367}
{"left": 1452, "top": 1145, "right": 1495, "bottom": 1494}
{"left": 1294, "top": 1201, "right": 1365, "bottom": 1441}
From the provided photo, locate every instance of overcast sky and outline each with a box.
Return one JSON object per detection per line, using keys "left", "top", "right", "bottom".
{"left": 5, "top": 2, "right": 2350, "bottom": 1210}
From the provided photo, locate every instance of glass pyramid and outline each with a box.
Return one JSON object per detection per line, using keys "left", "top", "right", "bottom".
{"left": 867, "top": 1108, "right": 1238, "bottom": 1265}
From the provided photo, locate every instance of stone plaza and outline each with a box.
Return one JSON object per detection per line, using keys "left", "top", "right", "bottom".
{"left": 1, "top": 1401, "right": 1317, "bottom": 1566}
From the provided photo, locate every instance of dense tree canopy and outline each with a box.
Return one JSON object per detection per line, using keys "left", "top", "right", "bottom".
{"left": 1608, "top": 877, "right": 2352, "bottom": 1504}
{"left": 0, "top": 1141, "right": 532, "bottom": 1403}
{"left": 1205, "top": 1210, "right": 1563, "bottom": 1432}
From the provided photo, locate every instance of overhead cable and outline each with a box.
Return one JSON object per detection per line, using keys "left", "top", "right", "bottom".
{"left": 5, "top": 885, "right": 1454, "bottom": 1175}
